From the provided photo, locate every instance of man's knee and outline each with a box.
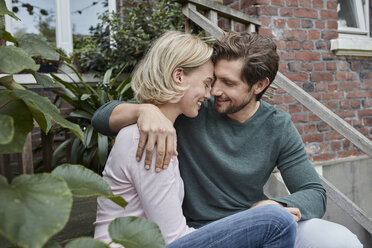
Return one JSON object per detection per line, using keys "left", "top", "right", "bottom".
{"left": 295, "top": 218, "right": 363, "bottom": 248}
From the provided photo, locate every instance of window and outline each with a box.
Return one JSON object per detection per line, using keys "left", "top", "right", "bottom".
{"left": 331, "top": 0, "right": 372, "bottom": 56}
{"left": 5, "top": 0, "right": 116, "bottom": 55}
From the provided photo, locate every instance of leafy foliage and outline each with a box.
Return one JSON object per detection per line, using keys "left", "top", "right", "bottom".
{"left": 72, "top": 0, "right": 185, "bottom": 76}
{"left": 51, "top": 66, "right": 133, "bottom": 172}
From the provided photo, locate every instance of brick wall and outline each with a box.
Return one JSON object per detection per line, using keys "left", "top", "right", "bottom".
{"left": 222, "top": 0, "right": 372, "bottom": 162}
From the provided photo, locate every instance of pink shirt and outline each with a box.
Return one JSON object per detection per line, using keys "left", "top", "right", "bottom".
{"left": 94, "top": 124, "right": 194, "bottom": 246}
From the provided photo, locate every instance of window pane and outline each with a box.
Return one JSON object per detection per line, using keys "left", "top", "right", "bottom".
{"left": 338, "top": 0, "right": 359, "bottom": 28}
{"left": 70, "top": 0, "right": 108, "bottom": 37}
{"left": 12, "top": 0, "right": 56, "bottom": 45}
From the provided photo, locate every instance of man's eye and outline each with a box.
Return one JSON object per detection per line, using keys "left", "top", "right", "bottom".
{"left": 204, "top": 83, "right": 211, "bottom": 90}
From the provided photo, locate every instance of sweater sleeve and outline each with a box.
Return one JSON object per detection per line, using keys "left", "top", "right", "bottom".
{"left": 91, "top": 100, "right": 123, "bottom": 136}
{"left": 272, "top": 117, "right": 327, "bottom": 220}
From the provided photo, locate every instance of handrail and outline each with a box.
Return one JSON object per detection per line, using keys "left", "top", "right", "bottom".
{"left": 177, "top": 0, "right": 372, "bottom": 236}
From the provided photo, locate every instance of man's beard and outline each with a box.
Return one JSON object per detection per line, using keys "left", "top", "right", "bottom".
{"left": 214, "top": 95, "right": 253, "bottom": 115}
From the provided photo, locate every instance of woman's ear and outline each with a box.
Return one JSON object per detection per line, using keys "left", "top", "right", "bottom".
{"left": 172, "top": 67, "right": 184, "bottom": 85}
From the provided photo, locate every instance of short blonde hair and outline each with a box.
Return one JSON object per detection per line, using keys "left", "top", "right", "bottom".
{"left": 131, "top": 31, "right": 213, "bottom": 104}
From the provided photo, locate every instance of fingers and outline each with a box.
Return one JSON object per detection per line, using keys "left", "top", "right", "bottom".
{"left": 286, "top": 207, "right": 301, "bottom": 222}
{"left": 155, "top": 135, "right": 166, "bottom": 173}
{"left": 144, "top": 134, "right": 156, "bottom": 171}
{"left": 136, "top": 131, "right": 148, "bottom": 163}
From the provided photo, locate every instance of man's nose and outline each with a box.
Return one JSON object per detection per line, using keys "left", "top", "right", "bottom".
{"left": 211, "top": 81, "right": 222, "bottom": 96}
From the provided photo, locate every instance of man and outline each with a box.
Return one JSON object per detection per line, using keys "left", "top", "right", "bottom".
{"left": 92, "top": 32, "right": 362, "bottom": 247}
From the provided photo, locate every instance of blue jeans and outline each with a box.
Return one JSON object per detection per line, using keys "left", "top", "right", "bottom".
{"left": 167, "top": 204, "right": 296, "bottom": 248}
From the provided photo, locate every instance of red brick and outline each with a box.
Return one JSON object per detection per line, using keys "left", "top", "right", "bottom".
{"left": 284, "top": 94, "right": 296, "bottom": 103}
{"left": 304, "top": 124, "right": 316, "bottom": 133}
{"left": 343, "top": 140, "right": 351, "bottom": 148}
{"left": 259, "top": 17, "right": 271, "bottom": 26}
{"left": 273, "top": 95, "right": 284, "bottom": 105}
{"left": 276, "top": 40, "right": 286, "bottom": 50}
{"left": 286, "top": 73, "right": 308, "bottom": 82}
{"left": 296, "top": 52, "right": 321, "bottom": 61}
{"left": 274, "top": 18, "right": 286, "bottom": 28}
{"left": 276, "top": 105, "right": 288, "bottom": 112}
{"left": 311, "top": 72, "right": 333, "bottom": 82}
{"left": 302, "top": 41, "right": 314, "bottom": 50}
{"left": 358, "top": 109, "right": 372, "bottom": 117}
{"left": 320, "top": 10, "right": 338, "bottom": 20}
{"left": 309, "top": 93, "right": 321, "bottom": 100}
{"left": 259, "top": 28, "right": 274, "bottom": 37}
{"left": 315, "top": 20, "right": 325, "bottom": 29}
{"left": 313, "top": 0, "right": 324, "bottom": 8}
{"left": 363, "top": 99, "right": 372, "bottom": 108}
{"left": 302, "top": 63, "right": 313, "bottom": 71}
{"left": 362, "top": 81, "right": 372, "bottom": 89}
{"left": 309, "top": 113, "right": 321, "bottom": 121}
{"left": 302, "top": 133, "right": 323, "bottom": 143}
{"left": 335, "top": 72, "right": 357, "bottom": 80}
{"left": 294, "top": 9, "right": 318, "bottom": 18}
{"left": 279, "top": 62, "right": 287, "bottom": 72}
{"left": 321, "top": 30, "right": 338, "bottom": 40}
{"left": 287, "top": 41, "right": 301, "bottom": 50}
{"left": 331, "top": 141, "right": 341, "bottom": 151}
{"left": 336, "top": 110, "right": 355, "bottom": 118}
{"left": 283, "top": 30, "right": 307, "bottom": 40}
{"left": 326, "top": 62, "right": 337, "bottom": 71}
{"left": 309, "top": 30, "right": 320, "bottom": 40}
{"left": 338, "top": 149, "right": 359, "bottom": 158}
{"left": 351, "top": 80, "right": 361, "bottom": 88}
{"left": 325, "top": 131, "right": 343, "bottom": 141}
{"left": 321, "top": 91, "right": 344, "bottom": 100}
{"left": 289, "top": 103, "right": 302, "bottom": 113}
{"left": 351, "top": 100, "right": 361, "bottom": 109}
{"left": 314, "top": 62, "right": 324, "bottom": 71}
{"left": 288, "top": 19, "right": 301, "bottom": 28}
{"left": 280, "top": 8, "right": 293, "bottom": 16}
{"left": 257, "top": 6, "right": 278, "bottom": 16}
{"left": 327, "top": 20, "right": 338, "bottom": 29}
{"left": 296, "top": 125, "right": 303, "bottom": 135}
{"left": 300, "top": 0, "right": 311, "bottom": 7}
{"left": 313, "top": 153, "right": 336, "bottom": 162}
{"left": 347, "top": 90, "right": 367, "bottom": 99}
{"left": 271, "top": 0, "right": 285, "bottom": 6}
{"left": 351, "top": 61, "right": 361, "bottom": 71}
{"left": 286, "top": 0, "right": 298, "bottom": 7}
{"left": 327, "top": 101, "right": 338, "bottom": 110}
{"left": 240, "top": 0, "right": 256, "bottom": 8}
{"left": 281, "top": 51, "right": 295, "bottom": 60}
{"left": 328, "top": 83, "right": 338, "bottom": 91}
{"left": 327, "top": 1, "right": 337, "bottom": 10}
{"left": 340, "top": 82, "right": 351, "bottom": 90}
{"left": 317, "top": 122, "right": 329, "bottom": 131}
{"left": 315, "top": 83, "right": 327, "bottom": 91}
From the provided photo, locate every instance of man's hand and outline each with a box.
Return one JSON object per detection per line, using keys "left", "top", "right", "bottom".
{"left": 250, "top": 200, "right": 301, "bottom": 222}
{"left": 136, "top": 104, "right": 177, "bottom": 172}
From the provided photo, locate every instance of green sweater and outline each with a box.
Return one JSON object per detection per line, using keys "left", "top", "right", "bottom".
{"left": 92, "top": 99, "right": 326, "bottom": 228}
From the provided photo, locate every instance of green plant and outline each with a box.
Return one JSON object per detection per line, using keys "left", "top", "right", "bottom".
{"left": 50, "top": 65, "right": 133, "bottom": 173}
{"left": 72, "top": 0, "right": 186, "bottom": 76}
{"left": 0, "top": 2, "right": 165, "bottom": 247}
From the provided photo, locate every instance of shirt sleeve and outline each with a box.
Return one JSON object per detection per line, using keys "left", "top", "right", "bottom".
{"left": 272, "top": 117, "right": 327, "bottom": 220}
{"left": 91, "top": 100, "right": 123, "bottom": 136}
{"left": 131, "top": 153, "right": 195, "bottom": 245}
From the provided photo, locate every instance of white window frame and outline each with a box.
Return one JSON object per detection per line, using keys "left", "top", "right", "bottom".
{"left": 331, "top": 0, "right": 372, "bottom": 56}
{"left": 4, "top": 0, "right": 117, "bottom": 55}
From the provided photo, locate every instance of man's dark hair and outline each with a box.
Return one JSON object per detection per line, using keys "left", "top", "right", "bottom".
{"left": 212, "top": 32, "right": 279, "bottom": 100}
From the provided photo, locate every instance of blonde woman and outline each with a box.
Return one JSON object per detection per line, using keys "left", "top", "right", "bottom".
{"left": 94, "top": 31, "right": 296, "bottom": 248}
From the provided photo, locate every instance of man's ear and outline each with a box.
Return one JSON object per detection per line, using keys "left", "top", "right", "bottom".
{"left": 172, "top": 67, "right": 184, "bottom": 85}
{"left": 254, "top": 77, "right": 270, "bottom": 95}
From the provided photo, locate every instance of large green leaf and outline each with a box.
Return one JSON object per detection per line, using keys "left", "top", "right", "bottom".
{"left": 43, "top": 241, "right": 62, "bottom": 248}
{"left": 0, "top": 92, "right": 33, "bottom": 154}
{"left": 0, "top": 46, "right": 39, "bottom": 74}
{"left": 0, "top": 114, "right": 14, "bottom": 145}
{"left": 97, "top": 133, "right": 108, "bottom": 166}
{"left": 0, "top": 174, "right": 73, "bottom": 248}
{"left": 0, "top": 0, "right": 20, "bottom": 20}
{"left": 65, "top": 237, "right": 109, "bottom": 248}
{"left": 1, "top": 30, "right": 18, "bottom": 44}
{"left": 109, "top": 217, "right": 165, "bottom": 248}
{"left": 0, "top": 75, "right": 26, "bottom": 90}
{"left": 12, "top": 89, "right": 84, "bottom": 144}
{"left": 18, "top": 34, "right": 59, "bottom": 61}
{"left": 52, "top": 164, "right": 128, "bottom": 208}
{"left": 33, "top": 72, "right": 55, "bottom": 87}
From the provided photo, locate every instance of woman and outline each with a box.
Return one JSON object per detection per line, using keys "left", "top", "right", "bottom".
{"left": 94, "top": 31, "right": 296, "bottom": 248}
